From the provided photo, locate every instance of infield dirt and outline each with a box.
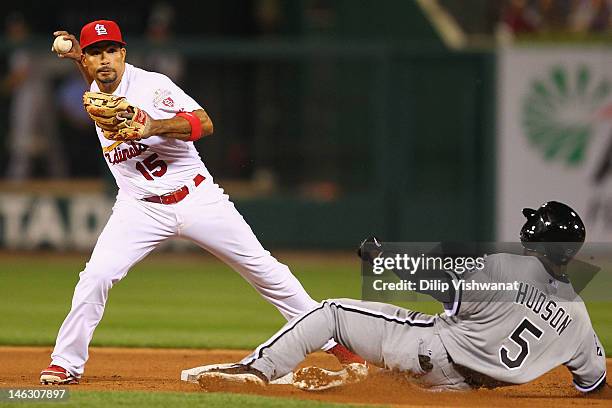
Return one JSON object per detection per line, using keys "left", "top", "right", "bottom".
{"left": 2, "top": 346, "right": 610, "bottom": 407}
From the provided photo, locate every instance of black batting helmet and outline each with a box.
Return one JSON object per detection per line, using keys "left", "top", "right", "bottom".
{"left": 520, "top": 201, "right": 586, "bottom": 265}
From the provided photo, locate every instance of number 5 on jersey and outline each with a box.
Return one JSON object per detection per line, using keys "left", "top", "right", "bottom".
{"left": 136, "top": 153, "right": 167, "bottom": 180}
{"left": 499, "top": 318, "right": 544, "bottom": 370}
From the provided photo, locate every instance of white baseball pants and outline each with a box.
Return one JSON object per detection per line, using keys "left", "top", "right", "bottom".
{"left": 50, "top": 182, "right": 320, "bottom": 376}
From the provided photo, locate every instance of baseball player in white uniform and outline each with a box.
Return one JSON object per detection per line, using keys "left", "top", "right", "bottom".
{"left": 199, "top": 202, "right": 608, "bottom": 394}
{"left": 40, "top": 20, "right": 361, "bottom": 385}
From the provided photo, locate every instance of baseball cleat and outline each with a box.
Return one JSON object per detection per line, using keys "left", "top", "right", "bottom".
{"left": 197, "top": 364, "right": 268, "bottom": 387}
{"left": 181, "top": 363, "right": 236, "bottom": 383}
{"left": 293, "top": 362, "right": 368, "bottom": 391}
{"left": 181, "top": 363, "right": 293, "bottom": 385}
{"left": 40, "top": 365, "right": 79, "bottom": 385}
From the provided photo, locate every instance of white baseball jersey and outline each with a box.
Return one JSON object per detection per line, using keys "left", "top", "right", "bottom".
{"left": 436, "top": 253, "right": 607, "bottom": 392}
{"left": 50, "top": 62, "right": 325, "bottom": 377}
{"left": 90, "top": 63, "right": 216, "bottom": 200}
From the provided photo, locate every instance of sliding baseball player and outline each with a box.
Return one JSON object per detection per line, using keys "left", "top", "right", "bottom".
{"left": 199, "top": 202, "right": 607, "bottom": 393}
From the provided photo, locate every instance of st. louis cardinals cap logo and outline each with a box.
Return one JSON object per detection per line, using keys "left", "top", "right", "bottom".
{"left": 80, "top": 20, "right": 126, "bottom": 49}
{"left": 95, "top": 24, "right": 107, "bottom": 35}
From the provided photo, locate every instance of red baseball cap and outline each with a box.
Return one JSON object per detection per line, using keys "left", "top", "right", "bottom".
{"left": 80, "top": 20, "right": 126, "bottom": 50}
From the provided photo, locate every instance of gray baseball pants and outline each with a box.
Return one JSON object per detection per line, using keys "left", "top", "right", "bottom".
{"left": 241, "top": 298, "right": 470, "bottom": 390}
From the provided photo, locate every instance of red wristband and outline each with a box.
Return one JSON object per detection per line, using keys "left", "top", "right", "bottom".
{"left": 176, "top": 112, "right": 203, "bottom": 142}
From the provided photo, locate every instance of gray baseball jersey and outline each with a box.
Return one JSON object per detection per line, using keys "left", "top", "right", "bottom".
{"left": 436, "top": 253, "right": 607, "bottom": 391}
{"left": 239, "top": 253, "right": 605, "bottom": 392}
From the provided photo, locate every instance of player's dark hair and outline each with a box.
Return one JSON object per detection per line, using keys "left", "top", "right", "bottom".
{"left": 83, "top": 41, "right": 126, "bottom": 54}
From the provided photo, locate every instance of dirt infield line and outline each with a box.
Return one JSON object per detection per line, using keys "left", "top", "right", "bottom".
{"left": 2, "top": 346, "right": 610, "bottom": 407}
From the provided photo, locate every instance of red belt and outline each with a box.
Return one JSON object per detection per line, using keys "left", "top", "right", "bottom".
{"left": 143, "top": 174, "right": 205, "bottom": 205}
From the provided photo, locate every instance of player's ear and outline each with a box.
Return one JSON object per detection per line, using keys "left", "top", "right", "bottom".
{"left": 120, "top": 47, "right": 126, "bottom": 62}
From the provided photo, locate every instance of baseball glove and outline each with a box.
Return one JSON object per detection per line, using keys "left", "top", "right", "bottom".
{"left": 83, "top": 91, "right": 151, "bottom": 141}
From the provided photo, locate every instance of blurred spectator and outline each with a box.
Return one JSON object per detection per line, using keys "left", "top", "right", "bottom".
{"left": 532, "top": 0, "right": 571, "bottom": 31}
{"left": 439, "top": 0, "right": 612, "bottom": 39}
{"left": 496, "top": 0, "right": 612, "bottom": 41}
{"left": 57, "top": 72, "right": 104, "bottom": 177}
{"left": 584, "top": 0, "right": 611, "bottom": 32}
{"left": 499, "top": 0, "right": 539, "bottom": 34}
{"left": 571, "top": 0, "right": 594, "bottom": 31}
{"left": 2, "top": 12, "right": 67, "bottom": 180}
{"left": 142, "top": 2, "right": 185, "bottom": 83}
{"left": 57, "top": 73, "right": 90, "bottom": 129}
{"left": 570, "top": 0, "right": 611, "bottom": 33}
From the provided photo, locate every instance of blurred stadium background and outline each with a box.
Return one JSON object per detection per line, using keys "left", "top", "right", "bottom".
{"left": 0, "top": 2, "right": 610, "bottom": 396}
{"left": 0, "top": 0, "right": 611, "bottom": 249}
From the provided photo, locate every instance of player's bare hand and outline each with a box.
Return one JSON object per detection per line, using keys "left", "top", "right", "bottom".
{"left": 52, "top": 31, "right": 82, "bottom": 61}
{"left": 117, "top": 110, "right": 133, "bottom": 121}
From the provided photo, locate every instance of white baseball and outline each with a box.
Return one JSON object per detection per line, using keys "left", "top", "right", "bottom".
{"left": 52, "top": 36, "right": 72, "bottom": 54}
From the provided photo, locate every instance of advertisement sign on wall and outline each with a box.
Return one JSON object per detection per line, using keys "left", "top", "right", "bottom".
{"left": 497, "top": 47, "right": 612, "bottom": 241}
{"left": 0, "top": 194, "right": 112, "bottom": 250}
